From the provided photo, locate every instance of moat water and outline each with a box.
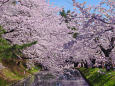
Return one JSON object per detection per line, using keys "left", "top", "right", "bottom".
{"left": 12, "top": 68, "right": 89, "bottom": 86}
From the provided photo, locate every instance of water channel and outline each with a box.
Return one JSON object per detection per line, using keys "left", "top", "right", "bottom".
{"left": 12, "top": 68, "right": 89, "bottom": 86}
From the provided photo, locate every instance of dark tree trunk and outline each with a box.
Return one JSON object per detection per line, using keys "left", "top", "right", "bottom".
{"left": 74, "top": 62, "right": 79, "bottom": 68}
{"left": 99, "top": 37, "right": 115, "bottom": 57}
{"left": 90, "top": 58, "right": 96, "bottom": 68}
{"left": 84, "top": 60, "right": 88, "bottom": 68}
{"left": 98, "top": 37, "right": 115, "bottom": 71}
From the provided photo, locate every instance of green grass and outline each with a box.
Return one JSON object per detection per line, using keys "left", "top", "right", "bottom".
{"left": 0, "top": 59, "right": 41, "bottom": 86}
{"left": 0, "top": 78, "right": 7, "bottom": 86}
{"left": 28, "top": 66, "right": 41, "bottom": 74}
{"left": 79, "top": 68, "right": 115, "bottom": 86}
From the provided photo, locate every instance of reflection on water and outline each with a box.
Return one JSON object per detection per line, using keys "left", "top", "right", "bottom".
{"left": 13, "top": 68, "right": 89, "bottom": 86}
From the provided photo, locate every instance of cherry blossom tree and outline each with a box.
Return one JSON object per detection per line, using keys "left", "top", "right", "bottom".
{"left": 71, "top": 0, "right": 115, "bottom": 63}
{"left": 0, "top": 0, "right": 114, "bottom": 71}
{"left": 59, "top": 0, "right": 115, "bottom": 67}
{"left": 0, "top": 0, "right": 73, "bottom": 71}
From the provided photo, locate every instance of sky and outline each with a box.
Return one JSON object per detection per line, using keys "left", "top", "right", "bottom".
{"left": 49, "top": 0, "right": 102, "bottom": 11}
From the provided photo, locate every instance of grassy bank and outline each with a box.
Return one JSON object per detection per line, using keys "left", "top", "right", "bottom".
{"left": 0, "top": 59, "right": 41, "bottom": 86}
{"left": 79, "top": 68, "right": 115, "bottom": 86}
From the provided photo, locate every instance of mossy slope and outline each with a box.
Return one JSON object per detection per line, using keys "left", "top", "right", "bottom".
{"left": 79, "top": 68, "right": 115, "bottom": 86}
